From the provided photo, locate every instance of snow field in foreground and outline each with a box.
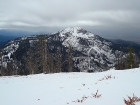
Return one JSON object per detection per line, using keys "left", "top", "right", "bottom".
{"left": 0, "top": 68, "right": 140, "bottom": 105}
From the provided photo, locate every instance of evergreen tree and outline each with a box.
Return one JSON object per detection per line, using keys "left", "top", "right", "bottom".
{"left": 67, "top": 44, "right": 73, "bottom": 72}
{"left": 48, "top": 52, "right": 54, "bottom": 73}
{"left": 38, "top": 35, "right": 47, "bottom": 73}
{"left": 56, "top": 47, "right": 62, "bottom": 73}
{"left": 127, "top": 46, "right": 134, "bottom": 69}
{"left": 23, "top": 48, "right": 38, "bottom": 74}
{"left": 6, "top": 62, "right": 14, "bottom": 75}
{"left": 0, "top": 50, "right": 6, "bottom": 76}
{"left": 0, "top": 50, "right": 2, "bottom": 75}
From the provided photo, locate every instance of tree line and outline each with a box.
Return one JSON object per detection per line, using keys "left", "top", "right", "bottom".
{"left": 0, "top": 35, "right": 140, "bottom": 76}
{"left": 0, "top": 35, "right": 76, "bottom": 76}
{"left": 116, "top": 46, "right": 140, "bottom": 70}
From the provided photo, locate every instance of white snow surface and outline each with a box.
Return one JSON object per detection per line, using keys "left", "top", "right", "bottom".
{"left": 0, "top": 68, "right": 140, "bottom": 105}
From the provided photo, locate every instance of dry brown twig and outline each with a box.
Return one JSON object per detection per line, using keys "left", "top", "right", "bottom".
{"left": 92, "top": 90, "right": 102, "bottom": 98}
{"left": 99, "top": 74, "right": 115, "bottom": 81}
{"left": 72, "top": 95, "right": 89, "bottom": 103}
{"left": 72, "top": 90, "right": 102, "bottom": 104}
{"left": 124, "top": 94, "right": 140, "bottom": 105}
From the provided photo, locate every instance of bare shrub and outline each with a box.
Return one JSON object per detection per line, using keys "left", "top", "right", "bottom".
{"left": 72, "top": 95, "right": 89, "bottom": 103}
{"left": 72, "top": 90, "right": 102, "bottom": 104}
{"left": 124, "top": 94, "right": 140, "bottom": 105}
{"left": 92, "top": 90, "right": 102, "bottom": 98}
{"left": 99, "top": 74, "right": 115, "bottom": 81}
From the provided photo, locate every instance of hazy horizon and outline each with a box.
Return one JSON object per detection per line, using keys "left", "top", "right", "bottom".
{"left": 0, "top": 27, "right": 140, "bottom": 44}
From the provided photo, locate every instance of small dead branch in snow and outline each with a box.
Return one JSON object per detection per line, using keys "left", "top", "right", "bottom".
{"left": 124, "top": 94, "right": 140, "bottom": 105}
{"left": 72, "top": 91, "right": 102, "bottom": 104}
{"left": 77, "top": 99, "right": 83, "bottom": 103}
{"left": 98, "top": 74, "right": 115, "bottom": 81}
{"left": 92, "top": 90, "right": 102, "bottom": 98}
{"left": 82, "top": 95, "right": 88, "bottom": 100}
{"left": 73, "top": 95, "right": 88, "bottom": 103}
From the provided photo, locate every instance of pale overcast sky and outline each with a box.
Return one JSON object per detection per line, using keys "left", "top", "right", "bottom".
{"left": 0, "top": 0, "right": 140, "bottom": 40}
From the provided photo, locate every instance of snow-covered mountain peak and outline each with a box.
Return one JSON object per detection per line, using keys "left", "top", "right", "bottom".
{"left": 61, "top": 27, "right": 83, "bottom": 33}
{"left": 59, "top": 27, "right": 95, "bottom": 39}
{"left": 48, "top": 27, "right": 117, "bottom": 72}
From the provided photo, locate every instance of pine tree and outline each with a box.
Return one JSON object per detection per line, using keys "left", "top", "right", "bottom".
{"left": 24, "top": 48, "right": 39, "bottom": 74}
{"left": 56, "top": 47, "right": 62, "bottom": 73}
{"left": 67, "top": 44, "right": 73, "bottom": 72}
{"left": 48, "top": 52, "right": 54, "bottom": 73}
{"left": 0, "top": 50, "right": 3, "bottom": 76}
{"left": 38, "top": 35, "right": 47, "bottom": 73}
{"left": 127, "top": 46, "right": 134, "bottom": 69}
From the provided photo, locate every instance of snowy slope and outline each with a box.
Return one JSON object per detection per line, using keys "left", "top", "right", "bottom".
{"left": 0, "top": 68, "right": 140, "bottom": 105}
{"left": 48, "top": 27, "right": 119, "bottom": 71}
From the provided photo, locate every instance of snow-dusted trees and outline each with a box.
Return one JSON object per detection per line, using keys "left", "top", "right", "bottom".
{"left": 37, "top": 37, "right": 74, "bottom": 73}
{"left": 22, "top": 35, "right": 57, "bottom": 74}
{"left": 0, "top": 35, "right": 76, "bottom": 76}
{"left": 22, "top": 35, "right": 48, "bottom": 74}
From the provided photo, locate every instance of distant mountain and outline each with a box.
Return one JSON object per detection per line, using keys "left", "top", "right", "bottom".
{"left": 109, "top": 39, "right": 140, "bottom": 46}
{"left": 0, "top": 35, "right": 17, "bottom": 41}
{"left": 1, "top": 27, "right": 138, "bottom": 74}
{"left": 0, "top": 29, "right": 36, "bottom": 47}
{"left": 0, "top": 27, "right": 124, "bottom": 73}
{"left": 109, "top": 39, "right": 140, "bottom": 54}
{"left": 47, "top": 27, "right": 120, "bottom": 71}
{"left": 0, "top": 29, "right": 34, "bottom": 36}
{"left": 0, "top": 35, "right": 18, "bottom": 47}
